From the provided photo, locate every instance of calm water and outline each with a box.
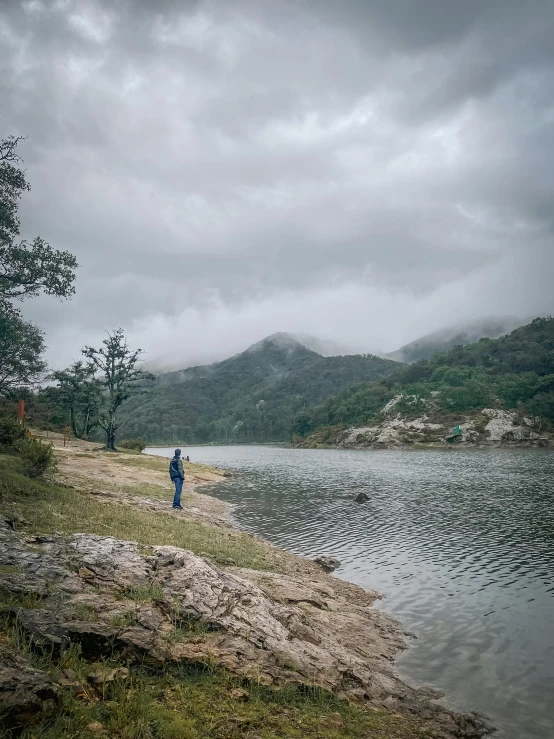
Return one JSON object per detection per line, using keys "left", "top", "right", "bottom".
{"left": 147, "top": 446, "right": 554, "bottom": 739}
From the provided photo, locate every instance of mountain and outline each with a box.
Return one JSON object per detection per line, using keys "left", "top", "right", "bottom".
{"left": 285, "top": 333, "right": 354, "bottom": 357}
{"left": 296, "top": 317, "right": 554, "bottom": 447}
{"left": 117, "top": 334, "right": 399, "bottom": 444}
{"left": 387, "top": 316, "right": 525, "bottom": 363}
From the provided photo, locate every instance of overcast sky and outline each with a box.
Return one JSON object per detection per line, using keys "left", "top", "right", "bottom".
{"left": 2, "top": 0, "right": 554, "bottom": 369}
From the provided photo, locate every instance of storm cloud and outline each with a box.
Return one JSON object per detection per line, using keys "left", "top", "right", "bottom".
{"left": 1, "top": 0, "right": 553, "bottom": 368}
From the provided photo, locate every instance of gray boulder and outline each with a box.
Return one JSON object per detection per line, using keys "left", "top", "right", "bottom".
{"left": 314, "top": 556, "right": 341, "bottom": 572}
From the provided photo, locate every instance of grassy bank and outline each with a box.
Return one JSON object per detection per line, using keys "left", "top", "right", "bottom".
{"left": 0, "top": 455, "right": 278, "bottom": 571}
{"left": 0, "top": 605, "right": 429, "bottom": 739}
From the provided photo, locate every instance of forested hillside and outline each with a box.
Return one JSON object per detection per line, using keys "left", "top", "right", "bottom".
{"left": 117, "top": 334, "right": 398, "bottom": 443}
{"left": 302, "top": 317, "right": 554, "bottom": 437}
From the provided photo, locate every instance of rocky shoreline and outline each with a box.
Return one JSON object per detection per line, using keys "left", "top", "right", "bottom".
{"left": 296, "top": 406, "right": 552, "bottom": 450}
{"left": 0, "top": 436, "right": 491, "bottom": 738}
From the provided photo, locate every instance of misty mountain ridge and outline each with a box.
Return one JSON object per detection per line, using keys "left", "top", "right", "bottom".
{"left": 387, "top": 316, "right": 526, "bottom": 363}
{"left": 153, "top": 332, "right": 356, "bottom": 386}
{"left": 144, "top": 318, "right": 529, "bottom": 376}
{"left": 158, "top": 333, "right": 320, "bottom": 387}
{"left": 281, "top": 333, "right": 354, "bottom": 357}
{"left": 118, "top": 332, "right": 397, "bottom": 444}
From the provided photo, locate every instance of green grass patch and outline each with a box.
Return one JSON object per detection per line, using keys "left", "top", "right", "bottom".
{"left": 109, "top": 612, "right": 139, "bottom": 628}
{"left": 120, "top": 481, "right": 194, "bottom": 505}
{"left": 0, "top": 457, "right": 281, "bottom": 571}
{"left": 5, "top": 633, "right": 431, "bottom": 739}
{"left": 0, "top": 565, "right": 25, "bottom": 575}
{"left": 0, "top": 586, "right": 42, "bottom": 610}
{"left": 118, "top": 583, "right": 164, "bottom": 604}
{"left": 74, "top": 603, "right": 99, "bottom": 622}
{"left": 163, "top": 610, "right": 216, "bottom": 642}
{"left": 163, "top": 622, "right": 211, "bottom": 643}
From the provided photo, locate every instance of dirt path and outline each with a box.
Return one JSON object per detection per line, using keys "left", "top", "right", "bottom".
{"left": 37, "top": 431, "right": 231, "bottom": 524}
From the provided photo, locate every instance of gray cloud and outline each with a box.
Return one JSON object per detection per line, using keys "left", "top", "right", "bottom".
{"left": 1, "top": 0, "right": 553, "bottom": 369}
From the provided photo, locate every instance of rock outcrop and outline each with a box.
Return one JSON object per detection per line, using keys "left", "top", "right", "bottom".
{"left": 0, "top": 517, "right": 489, "bottom": 737}
{"left": 302, "top": 402, "right": 550, "bottom": 449}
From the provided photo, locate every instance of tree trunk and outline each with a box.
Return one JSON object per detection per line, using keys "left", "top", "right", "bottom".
{"left": 70, "top": 406, "right": 78, "bottom": 438}
{"left": 81, "top": 407, "right": 89, "bottom": 439}
{"left": 106, "top": 428, "right": 116, "bottom": 451}
{"left": 104, "top": 401, "right": 117, "bottom": 450}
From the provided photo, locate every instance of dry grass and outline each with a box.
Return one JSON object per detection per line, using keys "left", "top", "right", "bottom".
{"left": 119, "top": 481, "right": 194, "bottom": 505}
{"left": 112, "top": 453, "right": 227, "bottom": 478}
{"left": 111, "top": 454, "right": 170, "bottom": 473}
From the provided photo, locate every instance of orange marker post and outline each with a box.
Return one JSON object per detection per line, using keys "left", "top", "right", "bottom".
{"left": 17, "top": 400, "right": 25, "bottom": 427}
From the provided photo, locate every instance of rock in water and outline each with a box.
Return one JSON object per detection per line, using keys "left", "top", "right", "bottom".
{"left": 314, "top": 556, "right": 341, "bottom": 572}
{"left": 354, "top": 492, "right": 370, "bottom": 503}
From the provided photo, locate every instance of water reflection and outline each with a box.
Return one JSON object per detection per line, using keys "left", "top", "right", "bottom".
{"left": 147, "top": 445, "right": 554, "bottom": 739}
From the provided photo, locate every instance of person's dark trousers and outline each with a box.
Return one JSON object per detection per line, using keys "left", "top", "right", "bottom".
{"left": 172, "top": 477, "right": 183, "bottom": 508}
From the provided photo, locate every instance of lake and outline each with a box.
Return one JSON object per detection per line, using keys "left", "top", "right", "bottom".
{"left": 146, "top": 445, "right": 554, "bottom": 739}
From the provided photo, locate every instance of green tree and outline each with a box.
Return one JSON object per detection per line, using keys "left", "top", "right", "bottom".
{"left": 0, "top": 301, "right": 46, "bottom": 394}
{"left": 290, "top": 411, "right": 312, "bottom": 438}
{"left": 0, "top": 136, "right": 78, "bottom": 302}
{"left": 48, "top": 361, "right": 103, "bottom": 438}
{"left": 0, "top": 136, "right": 29, "bottom": 245}
{"left": 83, "top": 329, "right": 154, "bottom": 450}
{"left": 0, "top": 135, "right": 79, "bottom": 401}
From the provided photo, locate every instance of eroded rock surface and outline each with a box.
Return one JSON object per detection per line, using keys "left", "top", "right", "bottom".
{"left": 0, "top": 517, "right": 490, "bottom": 737}
{"left": 0, "top": 642, "right": 58, "bottom": 729}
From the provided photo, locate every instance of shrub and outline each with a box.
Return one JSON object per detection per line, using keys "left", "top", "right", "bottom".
{"left": 13, "top": 437, "right": 57, "bottom": 478}
{"left": 0, "top": 417, "right": 26, "bottom": 449}
{"left": 118, "top": 437, "right": 147, "bottom": 452}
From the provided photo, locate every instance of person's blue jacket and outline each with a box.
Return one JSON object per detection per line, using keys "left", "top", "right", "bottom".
{"left": 169, "top": 449, "right": 184, "bottom": 481}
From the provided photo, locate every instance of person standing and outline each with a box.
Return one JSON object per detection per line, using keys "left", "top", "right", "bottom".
{"left": 169, "top": 448, "right": 184, "bottom": 509}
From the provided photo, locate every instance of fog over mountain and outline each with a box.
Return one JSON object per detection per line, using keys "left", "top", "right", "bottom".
{"left": 387, "top": 315, "right": 527, "bottom": 363}
{"left": 2, "top": 1, "right": 553, "bottom": 370}
{"left": 244, "top": 333, "right": 353, "bottom": 358}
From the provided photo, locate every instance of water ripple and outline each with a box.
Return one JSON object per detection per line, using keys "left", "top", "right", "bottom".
{"left": 148, "top": 445, "right": 554, "bottom": 739}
